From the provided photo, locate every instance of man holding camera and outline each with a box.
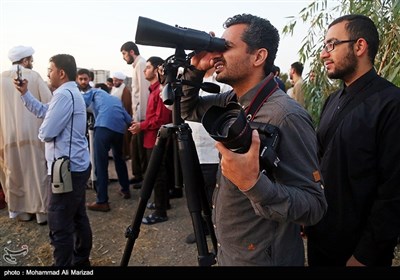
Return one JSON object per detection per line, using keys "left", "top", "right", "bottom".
{"left": 180, "top": 14, "right": 327, "bottom": 266}
{"left": 14, "top": 54, "right": 92, "bottom": 266}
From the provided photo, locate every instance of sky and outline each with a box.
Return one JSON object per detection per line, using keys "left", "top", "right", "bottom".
{"left": 1, "top": 0, "right": 318, "bottom": 81}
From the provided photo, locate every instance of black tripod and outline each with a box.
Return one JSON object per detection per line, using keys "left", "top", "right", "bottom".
{"left": 120, "top": 48, "right": 217, "bottom": 267}
{"left": 87, "top": 112, "right": 97, "bottom": 190}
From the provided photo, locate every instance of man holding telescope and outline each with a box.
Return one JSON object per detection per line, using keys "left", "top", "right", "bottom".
{"left": 179, "top": 14, "right": 327, "bottom": 266}
{"left": 135, "top": 13, "right": 327, "bottom": 266}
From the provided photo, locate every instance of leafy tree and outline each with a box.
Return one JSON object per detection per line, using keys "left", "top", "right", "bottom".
{"left": 283, "top": 0, "right": 400, "bottom": 126}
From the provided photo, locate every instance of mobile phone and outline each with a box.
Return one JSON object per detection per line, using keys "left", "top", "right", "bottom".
{"left": 16, "top": 65, "right": 23, "bottom": 86}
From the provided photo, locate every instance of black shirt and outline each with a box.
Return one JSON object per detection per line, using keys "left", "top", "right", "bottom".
{"left": 307, "top": 69, "right": 400, "bottom": 265}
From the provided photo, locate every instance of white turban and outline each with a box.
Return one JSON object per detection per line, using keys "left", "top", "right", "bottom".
{"left": 8, "top": 45, "right": 35, "bottom": 63}
{"left": 112, "top": 71, "right": 126, "bottom": 80}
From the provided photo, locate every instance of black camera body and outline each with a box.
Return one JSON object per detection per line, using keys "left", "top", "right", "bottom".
{"left": 202, "top": 102, "right": 280, "bottom": 175}
{"left": 16, "top": 65, "right": 23, "bottom": 86}
{"left": 250, "top": 122, "right": 280, "bottom": 174}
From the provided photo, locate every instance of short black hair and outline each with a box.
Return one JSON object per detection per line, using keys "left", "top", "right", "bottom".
{"left": 120, "top": 41, "right": 140, "bottom": 55}
{"left": 329, "top": 14, "right": 379, "bottom": 63}
{"left": 291, "top": 62, "right": 304, "bottom": 76}
{"left": 77, "top": 68, "right": 90, "bottom": 76}
{"left": 95, "top": 83, "right": 110, "bottom": 93}
{"left": 272, "top": 65, "right": 280, "bottom": 75}
{"left": 49, "top": 54, "right": 77, "bottom": 81}
{"left": 223, "top": 14, "right": 280, "bottom": 75}
{"left": 147, "top": 56, "right": 164, "bottom": 68}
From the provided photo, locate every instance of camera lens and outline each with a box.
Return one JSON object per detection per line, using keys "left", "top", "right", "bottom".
{"left": 202, "top": 102, "right": 252, "bottom": 153}
{"left": 215, "top": 112, "right": 238, "bottom": 136}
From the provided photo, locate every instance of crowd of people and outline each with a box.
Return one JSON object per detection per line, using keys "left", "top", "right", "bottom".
{"left": 0, "top": 12, "right": 399, "bottom": 267}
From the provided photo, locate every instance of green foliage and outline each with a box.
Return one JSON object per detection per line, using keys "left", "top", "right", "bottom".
{"left": 283, "top": 0, "right": 400, "bottom": 127}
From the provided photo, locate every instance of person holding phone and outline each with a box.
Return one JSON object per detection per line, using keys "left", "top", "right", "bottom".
{"left": 0, "top": 45, "right": 52, "bottom": 225}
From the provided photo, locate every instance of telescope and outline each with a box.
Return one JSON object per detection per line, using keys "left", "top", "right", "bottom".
{"left": 122, "top": 16, "right": 223, "bottom": 267}
{"left": 135, "top": 16, "right": 226, "bottom": 52}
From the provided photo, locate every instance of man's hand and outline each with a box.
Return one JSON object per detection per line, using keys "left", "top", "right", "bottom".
{"left": 190, "top": 31, "right": 217, "bottom": 71}
{"left": 13, "top": 78, "right": 28, "bottom": 95}
{"left": 216, "top": 130, "right": 260, "bottom": 191}
{"left": 190, "top": 51, "right": 216, "bottom": 72}
{"left": 128, "top": 122, "right": 141, "bottom": 135}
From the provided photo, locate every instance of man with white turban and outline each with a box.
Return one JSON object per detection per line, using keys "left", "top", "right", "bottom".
{"left": 111, "top": 72, "right": 132, "bottom": 160}
{"left": 0, "top": 45, "right": 52, "bottom": 224}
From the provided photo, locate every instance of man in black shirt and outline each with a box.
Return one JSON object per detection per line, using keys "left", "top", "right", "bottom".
{"left": 272, "top": 65, "right": 286, "bottom": 92}
{"left": 305, "top": 14, "right": 400, "bottom": 266}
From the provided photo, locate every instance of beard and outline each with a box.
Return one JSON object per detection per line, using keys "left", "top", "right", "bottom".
{"left": 126, "top": 54, "right": 134, "bottom": 65}
{"left": 327, "top": 50, "right": 357, "bottom": 80}
{"left": 215, "top": 59, "right": 248, "bottom": 87}
{"left": 79, "top": 84, "right": 90, "bottom": 91}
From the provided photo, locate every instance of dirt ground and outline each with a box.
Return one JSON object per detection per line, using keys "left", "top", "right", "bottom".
{"left": 0, "top": 159, "right": 203, "bottom": 267}
{"left": 0, "top": 159, "right": 399, "bottom": 268}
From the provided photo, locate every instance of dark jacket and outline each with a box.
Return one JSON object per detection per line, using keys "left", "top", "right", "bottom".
{"left": 181, "top": 69, "right": 327, "bottom": 266}
{"left": 306, "top": 69, "right": 400, "bottom": 266}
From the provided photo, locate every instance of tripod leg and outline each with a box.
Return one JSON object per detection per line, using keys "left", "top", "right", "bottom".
{"left": 88, "top": 126, "right": 96, "bottom": 191}
{"left": 196, "top": 166, "right": 218, "bottom": 254}
{"left": 176, "top": 124, "right": 217, "bottom": 266}
{"left": 172, "top": 132, "right": 183, "bottom": 190}
{"left": 88, "top": 115, "right": 96, "bottom": 191}
{"left": 120, "top": 128, "right": 169, "bottom": 266}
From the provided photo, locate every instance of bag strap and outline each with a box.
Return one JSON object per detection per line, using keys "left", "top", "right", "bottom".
{"left": 66, "top": 90, "right": 74, "bottom": 160}
{"left": 54, "top": 90, "right": 74, "bottom": 160}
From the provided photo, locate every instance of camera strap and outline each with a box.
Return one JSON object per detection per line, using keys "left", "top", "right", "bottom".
{"left": 51, "top": 90, "right": 75, "bottom": 187}
{"left": 53, "top": 89, "right": 74, "bottom": 161}
{"left": 66, "top": 89, "right": 74, "bottom": 161}
{"left": 245, "top": 73, "right": 279, "bottom": 121}
{"left": 244, "top": 73, "right": 280, "bottom": 178}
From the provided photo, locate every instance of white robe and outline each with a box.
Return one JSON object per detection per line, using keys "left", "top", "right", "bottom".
{"left": 131, "top": 55, "right": 150, "bottom": 122}
{"left": 110, "top": 82, "right": 126, "bottom": 99}
{"left": 0, "top": 65, "right": 52, "bottom": 216}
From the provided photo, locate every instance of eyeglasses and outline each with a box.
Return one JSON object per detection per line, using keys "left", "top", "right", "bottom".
{"left": 322, "top": 39, "right": 357, "bottom": 53}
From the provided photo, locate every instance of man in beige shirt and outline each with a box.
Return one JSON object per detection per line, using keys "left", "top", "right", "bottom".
{"left": 289, "top": 61, "right": 305, "bottom": 107}
{"left": 120, "top": 41, "right": 150, "bottom": 186}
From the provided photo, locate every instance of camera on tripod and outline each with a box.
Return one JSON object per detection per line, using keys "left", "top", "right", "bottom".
{"left": 135, "top": 16, "right": 226, "bottom": 106}
{"left": 122, "top": 17, "right": 229, "bottom": 267}
{"left": 134, "top": 16, "right": 280, "bottom": 174}
{"left": 202, "top": 102, "right": 280, "bottom": 174}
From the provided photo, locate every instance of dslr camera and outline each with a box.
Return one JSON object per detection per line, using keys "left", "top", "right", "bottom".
{"left": 202, "top": 102, "right": 280, "bottom": 174}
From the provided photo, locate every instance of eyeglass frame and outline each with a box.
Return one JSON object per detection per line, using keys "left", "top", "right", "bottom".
{"left": 322, "top": 39, "right": 358, "bottom": 53}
